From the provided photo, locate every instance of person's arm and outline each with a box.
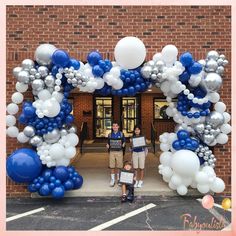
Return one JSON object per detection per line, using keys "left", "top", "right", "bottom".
{"left": 122, "top": 133, "right": 126, "bottom": 147}
{"left": 106, "top": 133, "right": 110, "bottom": 149}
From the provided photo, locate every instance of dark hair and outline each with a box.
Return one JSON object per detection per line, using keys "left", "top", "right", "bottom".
{"left": 112, "top": 121, "right": 119, "bottom": 126}
{"left": 133, "top": 124, "right": 142, "bottom": 137}
{"left": 123, "top": 160, "right": 132, "bottom": 167}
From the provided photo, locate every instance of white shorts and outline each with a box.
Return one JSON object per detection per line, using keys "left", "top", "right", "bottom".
{"left": 132, "top": 151, "right": 146, "bottom": 169}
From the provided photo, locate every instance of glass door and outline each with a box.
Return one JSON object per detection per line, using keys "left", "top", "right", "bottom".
{"left": 121, "top": 97, "right": 140, "bottom": 137}
{"left": 94, "top": 97, "right": 113, "bottom": 138}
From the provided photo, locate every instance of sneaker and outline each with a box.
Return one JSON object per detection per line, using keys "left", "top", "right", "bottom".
{"left": 137, "top": 180, "right": 143, "bottom": 188}
{"left": 109, "top": 178, "right": 115, "bottom": 187}
{"left": 134, "top": 181, "right": 139, "bottom": 188}
{"left": 121, "top": 194, "right": 127, "bottom": 203}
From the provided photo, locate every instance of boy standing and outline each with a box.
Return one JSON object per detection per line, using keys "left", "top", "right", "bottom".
{"left": 106, "top": 121, "right": 126, "bottom": 187}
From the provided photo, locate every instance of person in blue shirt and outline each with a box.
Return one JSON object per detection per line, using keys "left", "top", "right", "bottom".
{"left": 130, "top": 125, "right": 148, "bottom": 188}
{"left": 106, "top": 121, "right": 126, "bottom": 187}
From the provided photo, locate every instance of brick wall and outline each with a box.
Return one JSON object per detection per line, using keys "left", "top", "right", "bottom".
{"left": 6, "top": 5, "right": 231, "bottom": 196}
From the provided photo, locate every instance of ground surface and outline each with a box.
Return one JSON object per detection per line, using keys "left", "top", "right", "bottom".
{"left": 6, "top": 196, "right": 231, "bottom": 231}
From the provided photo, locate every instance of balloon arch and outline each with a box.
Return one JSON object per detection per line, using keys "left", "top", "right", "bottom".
{"left": 6, "top": 37, "right": 231, "bottom": 199}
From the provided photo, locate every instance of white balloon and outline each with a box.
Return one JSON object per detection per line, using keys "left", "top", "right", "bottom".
{"left": 171, "top": 150, "right": 200, "bottom": 177}
{"left": 49, "top": 143, "right": 65, "bottom": 159}
{"left": 170, "top": 174, "right": 182, "bottom": 186}
{"left": 210, "top": 177, "right": 225, "bottom": 193}
{"left": 168, "top": 181, "right": 177, "bottom": 190}
{"left": 11, "top": 92, "right": 24, "bottom": 104}
{"left": 114, "top": 36, "right": 146, "bottom": 69}
{"left": 160, "top": 152, "right": 172, "bottom": 166}
{"left": 220, "top": 124, "right": 231, "bottom": 135}
{"left": 96, "top": 78, "right": 105, "bottom": 89}
{"left": 223, "top": 112, "right": 231, "bottom": 123}
{"left": 66, "top": 133, "right": 79, "bottom": 146}
{"left": 161, "top": 45, "right": 178, "bottom": 64}
{"left": 42, "top": 98, "right": 60, "bottom": 117}
{"left": 195, "top": 172, "right": 209, "bottom": 185}
{"left": 55, "top": 158, "right": 70, "bottom": 167}
{"left": 112, "top": 79, "right": 123, "bottom": 90}
{"left": 109, "top": 67, "right": 121, "bottom": 77}
{"left": 208, "top": 92, "right": 220, "bottom": 103}
{"left": 202, "top": 166, "right": 216, "bottom": 178}
{"left": 6, "top": 115, "right": 16, "bottom": 127}
{"left": 177, "top": 185, "right": 188, "bottom": 195}
{"left": 17, "top": 132, "right": 29, "bottom": 143}
{"left": 52, "top": 91, "right": 64, "bottom": 103}
{"left": 162, "top": 166, "right": 173, "bottom": 178}
{"left": 38, "top": 89, "right": 52, "bottom": 101}
{"left": 15, "top": 82, "right": 29, "bottom": 93}
{"left": 65, "top": 146, "right": 76, "bottom": 159}
{"left": 160, "top": 81, "right": 170, "bottom": 93}
{"left": 197, "top": 184, "right": 210, "bottom": 194}
{"left": 160, "top": 143, "right": 170, "bottom": 152}
{"left": 216, "top": 133, "right": 228, "bottom": 144}
{"left": 7, "top": 103, "right": 19, "bottom": 115}
{"left": 163, "top": 175, "right": 171, "bottom": 183}
{"left": 153, "top": 53, "right": 162, "bottom": 62}
{"left": 182, "top": 177, "right": 192, "bottom": 187}
{"left": 214, "top": 102, "right": 226, "bottom": 113}
{"left": 6, "top": 126, "right": 19, "bottom": 138}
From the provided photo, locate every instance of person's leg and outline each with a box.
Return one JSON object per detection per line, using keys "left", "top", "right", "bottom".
{"left": 132, "top": 152, "right": 139, "bottom": 187}
{"left": 121, "top": 184, "right": 127, "bottom": 202}
{"left": 116, "top": 151, "right": 123, "bottom": 183}
{"left": 109, "top": 152, "right": 116, "bottom": 187}
{"left": 137, "top": 152, "right": 145, "bottom": 188}
{"left": 127, "top": 185, "right": 134, "bottom": 203}
{"left": 134, "top": 169, "right": 139, "bottom": 188}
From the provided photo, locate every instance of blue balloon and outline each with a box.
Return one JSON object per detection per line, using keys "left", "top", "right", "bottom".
{"left": 188, "top": 62, "right": 202, "bottom": 75}
{"left": 39, "top": 183, "right": 51, "bottom": 196}
{"left": 172, "top": 140, "right": 181, "bottom": 150}
{"left": 64, "top": 179, "right": 74, "bottom": 190}
{"left": 65, "top": 114, "right": 74, "bottom": 124}
{"left": 42, "top": 169, "right": 53, "bottom": 182}
{"left": 135, "top": 84, "right": 141, "bottom": 91}
{"left": 52, "top": 49, "right": 70, "bottom": 67}
{"left": 28, "top": 184, "right": 37, "bottom": 193}
{"left": 52, "top": 186, "right": 65, "bottom": 199}
{"left": 49, "top": 183, "right": 55, "bottom": 189}
{"left": 180, "top": 52, "right": 194, "bottom": 67}
{"left": 73, "top": 175, "right": 83, "bottom": 189}
{"left": 68, "top": 58, "right": 80, "bottom": 70}
{"left": 191, "top": 139, "right": 199, "bottom": 149}
{"left": 18, "top": 114, "right": 28, "bottom": 124}
{"left": 98, "top": 60, "right": 106, "bottom": 69}
{"left": 92, "top": 65, "right": 104, "bottom": 77}
{"left": 55, "top": 179, "right": 62, "bottom": 187}
{"left": 67, "top": 166, "right": 75, "bottom": 173}
{"left": 53, "top": 166, "right": 69, "bottom": 182}
{"left": 7, "top": 148, "right": 42, "bottom": 183}
{"left": 179, "top": 71, "right": 190, "bottom": 83}
{"left": 128, "top": 86, "right": 135, "bottom": 94}
{"left": 87, "top": 51, "right": 102, "bottom": 66}
{"left": 177, "top": 130, "right": 190, "bottom": 140}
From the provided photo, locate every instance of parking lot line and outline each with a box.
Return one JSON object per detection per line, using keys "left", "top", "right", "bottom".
{"left": 88, "top": 203, "right": 156, "bottom": 231}
{"left": 6, "top": 207, "right": 45, "bottom": 222}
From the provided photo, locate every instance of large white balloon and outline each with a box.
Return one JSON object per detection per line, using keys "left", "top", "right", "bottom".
{"left": 220, "top": 124, "right": 231, "bottom": 135}
{"left": 7, "top": 126, "right": 19, "bottom": 138}
{"left": 49, "top": 143, "right": 65, "bottom": 159}
{"left": 160, "top": 152, "right": 172, "bottom": 166}
{"left": 161, "top": 45, "right": 178, "bottom": 65}
{"left": 35, "top": 44, "right": 57, "bottom": 66}
{"left": 214, "top": 102, "right": 226, "bottom": 113}
{"left": 15, "top": 82, "right": 28, "bottom": 93}
{"left": 216, "top": 133, "right": 228, "bottom": 144}
{"left": 42, "top": 98, "right": 60, "bottom": 117}
{"left": 38, "top": 89, "right": 52, "bottom": 101}
{"left": 66, "top": 133, "right": 79, "bottom": 147}
{"left": 17, "top": 132, "right": 30, "bottom": 143}
{"left": 114, "top": 36, "right": 146, "bottom": 69}
{"left": 7, "top": 103, "right": 19, "bottom": 115}
{"left": 210, "top": 177, "right": 225, "bottom": 193}
{"left": 11, "top": 92, "right": 24, "bottom": 104}
{"left": 6, "top": 115, "right": 16, "bottom": 127}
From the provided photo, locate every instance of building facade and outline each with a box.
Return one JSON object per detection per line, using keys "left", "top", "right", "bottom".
{"left": 6, "top": 5, "right": 231, "bottom": 196}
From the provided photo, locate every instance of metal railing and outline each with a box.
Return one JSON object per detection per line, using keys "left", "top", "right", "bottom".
{"left": 79, "top": 122, "right": 88, "bottom": 154}
{"left": 151, "top": 122, "right": 157, "bottom": 154}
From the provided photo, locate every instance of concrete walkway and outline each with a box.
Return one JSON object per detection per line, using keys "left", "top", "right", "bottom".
{"left": 65, "top": 151, "right": 175, "bottom": 197}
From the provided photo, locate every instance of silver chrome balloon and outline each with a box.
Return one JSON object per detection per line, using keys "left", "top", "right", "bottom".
{"left": 43, "top": 128, "right": 61, "bottom": 144}
{"left": 141, "top": 66, "right": 152, "bottom": 79}
{"left": 68, "top": 125, "right": 77, "bottom": 133}
{"left": 45, "top": 75, "right": 55, "bottom": 88}
{"left": 17, "top": 70, "right": 30, "bottom": 84}
{"left": 206, "top": 111, "right": 225, "bottom": 128}
{"left": 13, "top": 67, "right": 22, "bottom": 78}
{"left": 207, "top": 50, "right": 219, "bottom": 61}
{"left": 29, "top": 135, "right": 43, "bottom": 147}
{"left": 60, "top": 128, "right": 68, "bottom": 136}
{"left": 38, "top": 66, "right": 49, "bottom": 77}
{"left": 21, "top": 59, "right": 35, "bottom": 71}
{"left": 31, "top": 79, "right": 45, "bottom": 91}
{"left": 200, "top": 72, "right": 222, "bottom": 92}
{"left": 23, "top": 126, "right": 35, "bottom": 138}
{"left": 35, "top": 43, "right": 57, "bottom": 66}
{"left": 205, "top": 59, "right": 218, "bottom": 72}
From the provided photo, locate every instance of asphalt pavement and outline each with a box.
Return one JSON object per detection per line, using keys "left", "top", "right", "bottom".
{"left": 6, "top": 196, "right": 231, "bottom": 231}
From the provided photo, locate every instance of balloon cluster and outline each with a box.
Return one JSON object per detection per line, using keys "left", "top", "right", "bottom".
{"left": 28, "top": 166, "right": 83, "bottom": 199}
{"left": 156, "top": 45, "right": 230, "bottom": 195}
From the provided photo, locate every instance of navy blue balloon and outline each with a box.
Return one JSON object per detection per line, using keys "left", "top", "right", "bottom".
{"left": 177, "top": 130, "right": 190, "bottom": 140}
{"left": 39, "top": 183, "right": 51, "bottom": 196}
{"left": 68, "top": 58, "right": 80, "bottom": 70}
{"left": 42, "top": 169, "right": 53, "bottom": 182}
{"left": 52, "top": 186, "right": 65, "bottom": 199}
{"left": 64, "top": 179, "right": 74, "bottom": 190}
{"left": 65, "top": 114, "right": 74, "bottom": 124}
{"left": 28, "top": 184, "right": 37, "bottom": 193}
{"left": 49, "top": 182, "right": 55, "bottom": 189}
{"left": 18, "top": 114, "right": 28, "bottom": 124}
{"left": 179, "top": 71, "right": 190, "bottom": 83}
{"left": 7, "top": 148, "right": 42, "bottom": 183}
{"left": 188, "top": 62, "right": 202, "bottom": 75}
{"left": 52, "top": 49, "right": 70, "bottom": 67}
{"left": 92, "top": 65, "right": 104, "bottom": 77}
{"left": 55, "top": 179, "right": 62, "bottom": 187}
{"left": 180, "top": 52, "right": 194, "bottom": 67}
{"left": 87, "top": 51, "right": 102, "bottom": 66}
{"left": 172, "top": 140, "right": 181, "bottom": 150}
{"left": 53, "top": 166, "right": 69, "bottom": 182}
{"left": 73, "top": 175, "right": 83, "bottom": 189}
{"left": 98, "top": 60, "right": 106, "bottom": 69}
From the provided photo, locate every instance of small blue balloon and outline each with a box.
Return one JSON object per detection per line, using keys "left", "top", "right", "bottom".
{"left": 188, "top": 62, "right": 202, "bottom": 75}
{"left": 73, "top": 175, "right": 83, "bottom": 189}
{"left": 65, "top": 114, "right": 74, "bottom": 124}
{"left": 68, "top": 58, "right": 80, "bottom": 70}
{"left": 52, "top": 49, "right": 70, "bottom": 67}
{"left": 92, "top": 65, "right": 104, "bottom": 77}
{"left": 49, "top": 182, "right": 55, "bottom": 189}
{"left": 180, "top": 52, "right": 194, "bottom": 67}
{"left": 28, "top": 184, "right": 37, "bottom": 193}
{"left": 87, "top": 51, "right": 102, "bottom": 66}
{"left": 177, "top": 130, "right": 190, "bottom": 140}
{"left": 179, "top": 71, "right": 190, "bottom": 83}
{"left": 39, "top": 183, "right": 51, "bottom": 196}
{"left": 42, "top": 169, "right": 53, "bottom": 182}
{"left": 53, "top": 166, "right": 69, "bottom": 182}
{"left": 52, "top": 186, "right": 65, "bottom": 199}
{"left": 23, "top": 106, "right": 36, "bottom": 118}
{"left": 64, "top": 179, "right": 74, "bottom": 190}
{"left": 172, "top": 140, "right": 181, "bottom": 150}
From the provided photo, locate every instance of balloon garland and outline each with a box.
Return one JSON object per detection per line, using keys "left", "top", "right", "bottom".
{"left": 6, "top": 36, "right": 231, "bottom": 198}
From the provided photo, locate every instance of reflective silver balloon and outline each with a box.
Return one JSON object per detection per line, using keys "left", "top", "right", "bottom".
{"left": 200, "top": 72, "right": 222, "bottom": 92}
{"left": 147, "top": 60, "right": 155, "bottom": 67}
{"left": 216, "top": 66, "right": 224, "bottom": 75}
{"left": 32, "top": 79, "right": 45, "bottom": 91}
{"left": 217, "top": 58, "right": 224, "bottom": 66}
{"left": 23, "top": 126, "right": 35, "bottom": 138}
{"left": 152, "top": 67, "right": 159, "bottom": 74}
{"left": 206, "top": 111, "right": 225, "bottom": 128}
{"left": 68, "top": 125, "right": 77, "bottom": 134}
{"left": 13, "top": 67, "right": 22, "bottom": 78}
{"left": 30, "top": 68, "right": 37, "bottom": 75}
{"left": 60, "top": 128, "right": 68, "bottom": 136}
{"left": 21, "top": 59, "right": 35, "bottom": 71}
{"left": 35, "top": 43, "right": 57, "bottom": 66}
{"left": 43, "top": 128, "right": 61, "bottom": 144}
{"left": 17, "top": 70, "right": 30, "bottom": 84}
{"left": 194, "top": 123, "right": 205, "bottom": 134}
{"left": 141, "top": 66, "right": 152, "bottom": 79}
{"left": 35, "top": 72, "right": 41, "bottom": 79}
{"left": 29, "top": 135, "right": 43, "bottom": 147}
{"left": 203, "top": 134, "right": 215, "bottom": 145}
{"left": 38, "top": 66, "right": 49, "bottom": 77}
{"left": 155, "top": 60, "right": 165, "bottom": 69}
{"left": 207, "top": 50, "right": 219, "bottom": 61}
{"left": 198, "top": 59, "right": 206, "bottom": 67}
{"left": 205, "top": 59, "right": 218, "bottom": 72}
{"left": 151, "top": 73, "right": 157, "bottom": 80}
{"left": 219, "top": 54, "right": 226, "bottom": 60}
{"left": 45, "top": 75, "right": 55, "bottom": 88}
{"left": 223, "top": 60, "right": 228, "bottom": 66}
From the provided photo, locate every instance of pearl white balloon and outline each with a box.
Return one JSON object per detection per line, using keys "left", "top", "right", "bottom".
{"left": 197, "top": 184, "right": 210, "bottom": 194}
{"left": 162, "top": 166, "right": 173, "bottom": 178}
{"left": 220, "top": 124, "right": 231, "bottom": 135}
{"left": 66, "top": 133, "right": 79, "bottom": 147}
{"left": 160, "top": 143, "right": 170, "bottom": 152}
{"left": 210, "top": 177, "right": 225, "bottom": 193}
{"left": 195, "top": 172, "right": 209, "bottom": 185}
{"left": 65, "top": 146, "right": 76, "bottom": 159}
{"left": 42, "top": 98, "right": 60, "bottom": 117}
{"left": 177, "top": 185, "right": 188, "bottom": 195}
{"left": 168, "top": 181, "right": 177, "bottom": 190}
{"left": 15, "top": 82, "right": 28, "bottom": 93}
{"left": 7, "top": 103, "right": 19, "bottom": 115}
{"left": 223, "top": 112, "right": 231, "bottom": 123}
{"left": 6, "top": 115, "right": 16, "bottom": 127}
{"left": 161, "top": 45, "right": 178, "bottom": 64}
{"left": 170, "top": 174, "right": 182, "bottom": 186}
{"left": 216, "top": 133, "right": 228, "bottom": 144}
{"left": 208, "top": 92, "right": 220, "bottom": 103}
{"left": 6, "top": 126, "right": 19, "bottom": 138}
{"left": 214, "top": 102, "right": 226, "bottom": 113}
{"left": 11, "top": 92, "right": 24, "bottom": 104}
{"left": 49, "top": 143, "right": 65, "bottom": 159}
{"left": 52, "top": 91, "right": 64, "bottom": 103}
{"left": 114, "top": 36, "right": 146, "bottom": 69}
{"left": 38, "top": 89, "right": 52, "bottom": 101}
{"left": 17, "top": 132, "right": 29, "bottom": 143}
{"left": 109, "top": 67, "right": 121, "bottom": 77}
{"left": 160, "top": 152, "right": 172, "bottom": 166}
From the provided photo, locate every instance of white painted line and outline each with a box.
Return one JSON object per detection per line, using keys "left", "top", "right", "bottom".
{"left": 221, "top": 223, "right": 231, "bottom": 231}
{"left": 88, "top": 203, "right": 156, "bottom": 231}
{"left": 196, "top": 198, "right": 232, "bottom": 212}
{"left": 6, "top": 207, "right": 45, "bottom": 222}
